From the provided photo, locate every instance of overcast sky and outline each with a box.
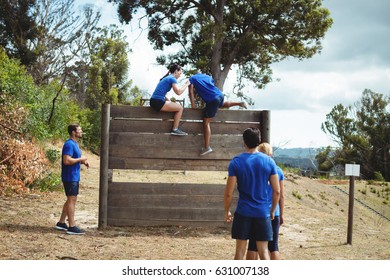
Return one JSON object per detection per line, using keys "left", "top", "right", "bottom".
{"left": 77, "top": 0, "right": 390, "bottom": 148}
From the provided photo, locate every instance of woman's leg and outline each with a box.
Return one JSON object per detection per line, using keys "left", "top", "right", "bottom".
{"left": 161, "top": 101, "right": 183, "bottom": 130}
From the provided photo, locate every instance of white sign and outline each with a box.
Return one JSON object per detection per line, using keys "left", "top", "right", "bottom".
{"left": 345, "top": 164, "right": 360, "bottom": 176}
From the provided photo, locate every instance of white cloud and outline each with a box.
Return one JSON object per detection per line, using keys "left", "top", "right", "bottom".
{"left": 270, "top": 109, "right": 336, "bottom": 148}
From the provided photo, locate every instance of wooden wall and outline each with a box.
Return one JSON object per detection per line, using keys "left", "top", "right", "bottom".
{"left": 99, "top": 104, "right": 270, "bottom": 228}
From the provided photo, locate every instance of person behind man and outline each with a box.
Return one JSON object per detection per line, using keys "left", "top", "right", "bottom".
{"left": 188, "top": 72, "right": 247, "bottom": 156}
{"left": 246, "top": 142, "right": 285, "bottom": 260}
{"left": 224, "top": 128, "right": 280, "bottom": 260}
{"left": 150, "top": 63, "right": 190, "bottom": 136}
{"left": 55, "top": 124, "right": 89, "bottom": 235}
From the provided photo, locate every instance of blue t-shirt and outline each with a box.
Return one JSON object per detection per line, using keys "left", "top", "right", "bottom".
{"left": 228, "top": 152, "right": 278, "bottom": 218}
{"left": 268, "top": 165, "right": 284, "bottom": 216}
{"left": 61, "top": 139, "right": 82, "bottom": 182}
{"left": 151, "top": 75, "right": 178, "bottom": 101}
{"left": 189, "top": 73, "right": 223, "bottom": 103}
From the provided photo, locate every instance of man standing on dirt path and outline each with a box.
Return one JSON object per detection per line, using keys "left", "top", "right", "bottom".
{"left": 55, "top": 123, "right": 89, "bottom": 235}
{"left": 224, "top": 127, "right": 280, "bottom": 260}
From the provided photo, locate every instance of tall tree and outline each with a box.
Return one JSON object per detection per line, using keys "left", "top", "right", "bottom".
{"left": 110, "top": 0, "right": 332, "bottom": 94}
{"left": 0, "top": 0, "right": 38, "bottom": 66}
{"left": 0, "top": 1, "right": 100, "bottom": 84}
{"left": 321, "top": 90, "right": 390, "bottom": 181}
{"left": 30, "top": 0, "right": 100, "bottom": 85}
{"left": 355, "top": 89, "right": 390, "bottom": 180}
{"left": 86, "top": 25, "right": 131, "bottom": 110}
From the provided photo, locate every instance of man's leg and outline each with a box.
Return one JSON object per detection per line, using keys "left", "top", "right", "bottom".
{"left": 234, "top": 239, "right": 248, "bottom": 260}
{"left": 66, "top": 195, "right": 77, "bottom": 227}
{"left": 58, "top": 200, "right": 68, "bottom": 224}
{"left": 222, "top": 101, "right": 247, "bottom": 109}
{"left": 203, "top": 117, "right": 212, "bottom": 148}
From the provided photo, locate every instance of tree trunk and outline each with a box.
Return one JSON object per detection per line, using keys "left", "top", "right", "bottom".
{"left": 210, "top": 0, "right": 226, "bottom": 91}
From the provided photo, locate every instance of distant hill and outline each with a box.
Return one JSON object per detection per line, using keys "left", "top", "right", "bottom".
{"left": 273, "top": 147, "right": 320, "bottom": 170}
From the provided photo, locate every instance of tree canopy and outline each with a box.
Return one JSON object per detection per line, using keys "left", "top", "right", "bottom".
{"left": 110, "top": 0, "right": 332, "bottom": 95}
{"left": 0, "top": 0, "right": 38, "bottom": 66}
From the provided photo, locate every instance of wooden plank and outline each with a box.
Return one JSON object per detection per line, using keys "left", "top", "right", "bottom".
{"left": 107, "top": 206, "right": 226, "bottom": 221}
{"left": 109, "top": 157, "right": 231, "bottom": 171}
{"left": 106, "top": 218, "right": 229, "bottom": 227}
{"left": 109, "top": 118, "right": 258, "bottom": 134}
{"left": 109, "top": 133, "right": 243, "bottom": 147}
{"left": 110, "top": 105, "right": 262, "bottom": 122}
{"left": 109, "top": 133, "right": 243, "bottom": 160}
{"left": 260, "top": 110, "right": 271, "bottom": 143}
{"left": 108, "top": 182, "right": 229, "bottom": 195}
{"left": 107, "top": 194, "right": 237, "bottom": 208}
{"left": 109, "top": 146, "right": 239, "bottom": 160}
{"left": 98, "top": 103, "right": 110, "bottom": 228}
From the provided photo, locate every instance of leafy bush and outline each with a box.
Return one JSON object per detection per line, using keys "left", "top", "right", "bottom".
{"left": 45, "top": 149, "right": 61, "bottom": 163}
{"left": 374, "top": 171, "right": 385, "bottom": 182}
{"left": 29, "top": 171, "right": 62, "bottom": 192}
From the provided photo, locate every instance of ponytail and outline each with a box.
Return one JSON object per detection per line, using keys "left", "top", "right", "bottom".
{"left": 159, "top": 63, "right": 182, "bottom": 81}
{"left": 159, "top": 71, "right": 170, "bottom": 81}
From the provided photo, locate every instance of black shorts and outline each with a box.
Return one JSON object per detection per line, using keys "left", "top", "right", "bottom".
{"left": 63, "top": 181, "right": 79, "bottom": 196}
{"left": 248, "top": 216, "right": 280, "bottom": 252}
{"left": 150, "top": 98, "right": 166, "bottom": 112}
{"left": 232, "top": 212, "right": 273, "bottom": 241}
{"left": 203, "top": 95, "right": 224, "bottom": 118}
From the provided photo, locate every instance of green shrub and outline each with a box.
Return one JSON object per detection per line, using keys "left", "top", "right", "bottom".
{"left": 45, "top": 149, "right": 61, "bottom": 163}
{"left": 374, "top": 171, "right": 384, "bottom": 182}
{"left": 29, "top": 172, "right": 62, "bottom": 192}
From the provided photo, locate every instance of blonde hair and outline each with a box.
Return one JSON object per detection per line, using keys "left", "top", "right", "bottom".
{"left": 258, "top": 142, "right": 273, "bottom": 156}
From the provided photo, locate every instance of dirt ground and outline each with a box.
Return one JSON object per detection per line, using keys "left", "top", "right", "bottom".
{"left": 1, "top": 151, "right": 389, "bottom": 260}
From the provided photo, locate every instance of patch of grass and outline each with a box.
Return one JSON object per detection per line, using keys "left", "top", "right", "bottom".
{"left": 319, "top": 192, "right": 328, "bottom": 200}
{"left": 306, "top": 193, "right": 316, "bottom": 200}
{"left": 292, "top": 191, "right": 302, "bottom": 200}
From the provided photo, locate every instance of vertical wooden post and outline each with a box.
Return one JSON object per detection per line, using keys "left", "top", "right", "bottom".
{"left": 260, "top": 110, "right": 271, "bottom": 143}
{"left": 98, "top": 103, "right": 110, "bottom": 229}
{"left": 347, "top": 175, "right": 355, "bottom": 245}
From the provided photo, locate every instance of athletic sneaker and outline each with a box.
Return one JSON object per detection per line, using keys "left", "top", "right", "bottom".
{"left": 200, "top": 146, "right": 213, "bottom": 156}
{"left": 55, "top": 222, "right": 68, "bottom": 231}
{"left": 240, "top": 101, "right": 248, "bottom": 109}
{"left": 171, "top": 128, "right": 188, "bottom": 136}
{"left": 66, "top": 226, "right": 85, "bottom": 235}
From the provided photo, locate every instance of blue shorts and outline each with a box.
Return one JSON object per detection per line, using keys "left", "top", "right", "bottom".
{"left": 150, "top": 98, "right": 166, "bottom": 112}
{"left": 248, "top": 216, "right": 280, "bottom": 252}
{"left": 203, "top": 95, "right": 224, "bottom": 118}
{"left": 231, "top": 212, "right": 273, "bottom": 241}
{"left": 63, "top": 181, "right": 79, "bottom": 196}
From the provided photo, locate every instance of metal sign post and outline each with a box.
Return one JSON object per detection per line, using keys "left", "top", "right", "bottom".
{"left": 345, "top": 163, "right": 360, "bottom": 245}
